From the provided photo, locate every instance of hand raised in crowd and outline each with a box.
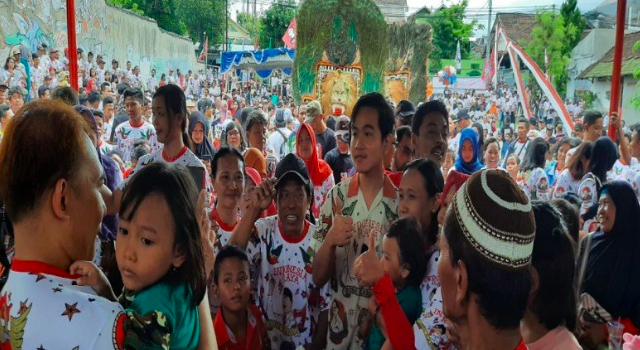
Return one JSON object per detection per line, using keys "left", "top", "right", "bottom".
{"left": 327, "top": 195, "right": 354, "bottom": 248}
{"left": 196, "top": 190, "right": 216, "bottom": 280}
{"left": 609, "top": 112, "right": 622, "bottom": 135}
{"left": 250, "top": 178, "right": 277, "bottom": 211}
{"left": 70, "top": 260, "right": 117, "bottom": 301}
{"left": 354, "top": 229, "right": 385, "bottom": 288}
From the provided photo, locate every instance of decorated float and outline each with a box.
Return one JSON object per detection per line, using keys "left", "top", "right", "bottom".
{"left": 293, "top": 0, "right": 432, "bottom": 116}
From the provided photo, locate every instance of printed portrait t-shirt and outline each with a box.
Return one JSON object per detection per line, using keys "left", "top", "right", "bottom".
{"left": 311, "top": 174, "right": 399, "bottom": 350}
{"left": 248, "top": 216, "right": 330, "bottom": 350}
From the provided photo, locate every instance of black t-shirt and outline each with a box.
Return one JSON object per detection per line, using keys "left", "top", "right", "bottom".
{"left": 316, "top": 128, "right": 337, "bottom": 158}
{"left": 326, "top": 116, "right": 337, "bottom": 131}
{"left": 324, "top": 147, "right": 354, "bottom": 185}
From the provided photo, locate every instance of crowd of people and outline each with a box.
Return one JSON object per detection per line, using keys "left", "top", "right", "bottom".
{"left": 0, "top": 42, "right": 638, "bottom": 350}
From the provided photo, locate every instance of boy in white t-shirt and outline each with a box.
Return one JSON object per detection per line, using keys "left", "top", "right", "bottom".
{"left": 114, "top": 89, "right": 160, "bottom": 164}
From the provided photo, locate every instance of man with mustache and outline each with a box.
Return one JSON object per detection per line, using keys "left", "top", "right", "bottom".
{"left": 411, "top": 100, "right": 450, "bottom": 169}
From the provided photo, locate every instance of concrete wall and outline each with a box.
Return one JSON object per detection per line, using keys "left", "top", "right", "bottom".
{"left": 0, "top": 0, "right": 203, "bottom": 77}
{"left": 567, "top": 29, "right": 615, "bottom": 100}
{"left": 591, "top": 76, "right": 640, "bottom": 124}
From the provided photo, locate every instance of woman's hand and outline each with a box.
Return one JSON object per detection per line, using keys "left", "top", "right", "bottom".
{"left": 70, "top": 260, "right": 117, "bottom": 301}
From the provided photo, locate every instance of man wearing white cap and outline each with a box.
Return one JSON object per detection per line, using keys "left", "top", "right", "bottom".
{"left": 438, "top": 169, "right": 534, "bottom": 350}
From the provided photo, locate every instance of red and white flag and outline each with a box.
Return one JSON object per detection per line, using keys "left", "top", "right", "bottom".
{"left": 198, "top": 37, "right": 209, "bottom": 61}
{"left": 282, "top": 18, "right": 297, "bottom": 49}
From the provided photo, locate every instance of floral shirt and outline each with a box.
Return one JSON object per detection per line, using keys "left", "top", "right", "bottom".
{"left": 311, "top": 174, "right": 399, "bottom": 350}
{"left": 312, "top": 175, "right": 336, "bottom": 219}
{"left": 248, "top": 216, "right": 329, "bottom": 349}
{"left": 114, "top": 120, "right": 160, "bottom": 164}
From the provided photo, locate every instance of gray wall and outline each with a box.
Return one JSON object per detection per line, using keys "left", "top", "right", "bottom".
{"left": 0, "top": 0, "right": 203, "bottom": 77}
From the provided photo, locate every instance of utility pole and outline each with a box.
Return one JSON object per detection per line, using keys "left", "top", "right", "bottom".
{"left": 225, "top": 0, "right": 229, "bottom": 51}
{"left": 485, "top": 0, "right": 492, "bottom": 58}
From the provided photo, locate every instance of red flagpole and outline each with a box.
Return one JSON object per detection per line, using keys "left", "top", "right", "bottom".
{"left": 67, "top": 0, "right": 78, "bottom": 91}
{"left": 608, "top": 0, "right": 627, "bottom": 141}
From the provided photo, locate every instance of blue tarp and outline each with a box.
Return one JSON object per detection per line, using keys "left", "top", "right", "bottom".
{"left": 221, "top": 48, "right": 295, "bottom": 78}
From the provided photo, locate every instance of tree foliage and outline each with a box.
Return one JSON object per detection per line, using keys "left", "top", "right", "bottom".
{"left": 175, "top": 0, "right": 225, "bottom": 46}
{"left": 560, "top": 0, "right": 586, "bottom": 51}
{"left": 237, "top": 12, "right": 263, "bottom": 43}
{"left": 259, "top": 0, "right": 297, "bottom": 48}
{"left": 420, "top": 1, "right": 480, "bottom": 72}
{"left": 526, "top": 11, "right": 575, "bottom": 97}
{"left": 106, "top": 0, "right": 225, "bottom": 44}
{"left": 107, "top": 0, "right": 144, "bottom": 15}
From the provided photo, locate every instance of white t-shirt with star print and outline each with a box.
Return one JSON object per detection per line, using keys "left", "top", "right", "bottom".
{"left": 248, "top": 216, "right": 330, "bottom": 350}
{"left": 1, "top": 260, "right": 126, "bottom": 349}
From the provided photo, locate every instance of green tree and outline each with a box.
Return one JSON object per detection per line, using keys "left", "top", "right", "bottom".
{"left": 107, "top": 0, "right": 144, "bottom": 15}
{"left": 259, "top": 0, "right": 296, "bottom": 48}
{"left": 106, "top": 0, "right": 183, "bottom": 35}
{"left": 560, "top": 0, "right": 586, "bottom": 51}
{"left": 175, "top": 0, "right": 225, "bottom": 45}
{"left": 237, "top": 12, "right": 263, "bottom": 43}
{"left": 420, "top": 1, "right": 480, "bottom": 72}
{"left": 526, "top": 11, "right": 574, "bottom": 97}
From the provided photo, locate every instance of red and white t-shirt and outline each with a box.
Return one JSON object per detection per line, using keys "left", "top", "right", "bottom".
{"left": 249, "top": 216, "right": 330, "bottom": 350}
{"left": 209, "top": 209, "right": 262, "bottom": 318}
{"left": 120, "top": 146, "right": 208, "bottom": 192}
{"left": 114, "top": 120, "right": 160, "bottom": 164}
{"left": 0, "top": 260, "right": 126, "bottom": 349}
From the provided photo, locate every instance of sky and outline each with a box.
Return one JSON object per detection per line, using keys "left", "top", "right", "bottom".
{"left": 406, "top": 0, "right": 601, "bottom": 13}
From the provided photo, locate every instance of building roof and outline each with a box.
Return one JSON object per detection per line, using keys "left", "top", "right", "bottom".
{"left": 578, "top": 31, "right": 640, "bottom": 79}
{"left": 374, "top": 0, "right": 408, "bottom": 6}
{"left": 493, "top": 13, "right": 537, "bottom": 47}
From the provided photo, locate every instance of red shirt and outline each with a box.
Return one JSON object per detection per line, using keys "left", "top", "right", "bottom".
{"left": 214, "top": 304, "right": 267, "bottom": 350}
{"left": 385, "top": 170, "right": 403, "bottom": 188}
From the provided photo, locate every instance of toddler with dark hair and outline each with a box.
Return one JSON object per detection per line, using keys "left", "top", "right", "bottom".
{"left": 366, "top": 217, "right": 426, "bottom": 350}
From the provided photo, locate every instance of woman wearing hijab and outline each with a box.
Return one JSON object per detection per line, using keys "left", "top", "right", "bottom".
{"left": 244, "top": 147, "right": 268, "bottom": 179}
{"left": 578, "top": 181, "right": 640, "bottom": 346}
{"left": 579, "top": 137, "right": 618, "bottom": 233}
{"left": 296, "top": 123, "right": 334, "bottom": 218}
{"left": 452, "top": 128, "right": 483, "bottom": 175}
{"left": 188, "top": 111, "right": 215, "bottom": 161}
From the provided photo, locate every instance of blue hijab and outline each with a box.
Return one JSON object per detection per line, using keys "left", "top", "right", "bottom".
{"left": 455, "top": 128, "right": 483, "bottom": 175}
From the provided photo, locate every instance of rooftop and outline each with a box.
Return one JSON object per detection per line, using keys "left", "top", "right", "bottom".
{"left": 578, "top": 31, "right": 640, "bottom": 78}
{"left": 493, "top": 13, "right": 538, "bottom": 47}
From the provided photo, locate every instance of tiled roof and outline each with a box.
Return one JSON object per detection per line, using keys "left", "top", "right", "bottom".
{"left": 495, "top": 13, "right": 537, "bottom": 47}
{"left": 374, "top": 0, "right": 408, "bottom": 6}
{"left": 579, "top": 31, "right": 640, "bottom": 78}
